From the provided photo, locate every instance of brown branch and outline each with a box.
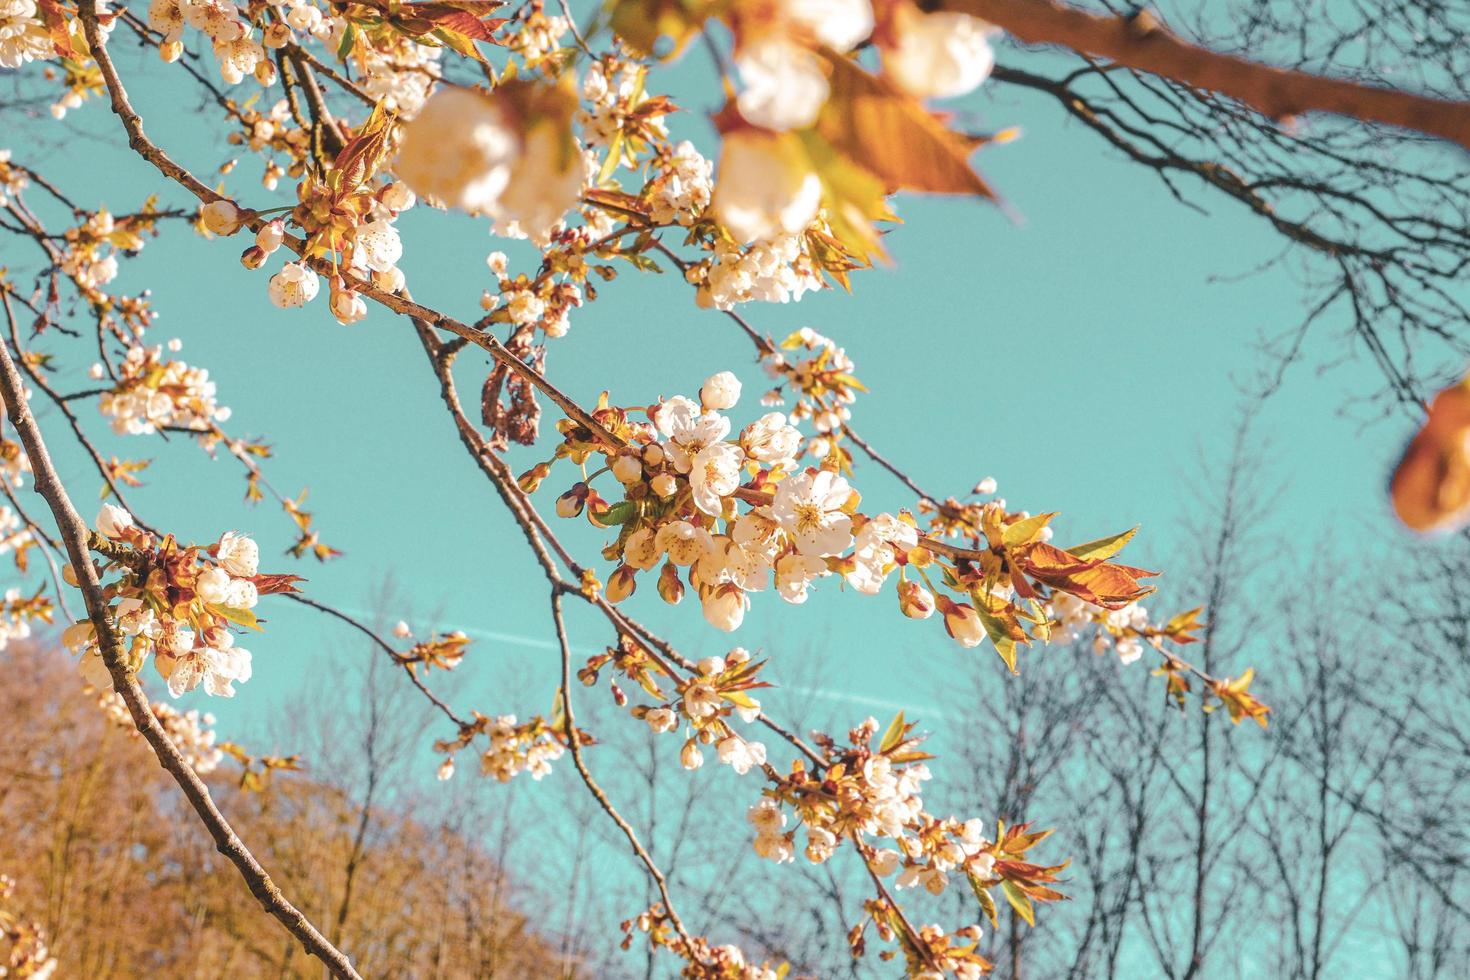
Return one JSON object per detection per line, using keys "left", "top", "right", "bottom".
{"left": 284, "top": 592, "right": 474, "bottom": 731}
{"left": 0, "top": 296, "right": 362, "bottom": 980}
{"left": 938, "top": 0, "right": 1470, "bottom": 150}
{"left": 550, "top": 592, "right": 702, "bottom": 964}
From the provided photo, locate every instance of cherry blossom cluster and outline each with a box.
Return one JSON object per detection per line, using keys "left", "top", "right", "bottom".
{"left": 58, "top": 208, "right": 143, "bottom": 300}
{"left": 432, "top": 710, "right": 574, "bottom": 784}
{"left": 742, "top": 715, "right": 1005, "bottom": 893}
{"left": 333, "top": 19, "right": 441, "bottom": 118}
{"left": 759, "top": 327, "right": 862, "bottom": 444}
{"left": 66, "top": 504, "right": 275, "bottom": 698}
{"left": 686, "top": 231, "right": 828, "bottom": 310}
{"left": 482, "top": 249, "right": 584, "bottom": 339}
{"left": 0, "top": 0, "right": 49, "bottom": 70}
{"left": 0, "top": 432, "right": 30, "bottom": 491}
{"left": 226, "top": 97, "right": 311, "bottom": 191}
{"left": 0, "top": 585, "right": 49, "bottom": 651}
{"left": 579, "top": 57, "right": 672, "bottom": 173}
{"left": 619, "top": 647, "right": 771, "bottom": 775}
{"left": 0, "top": 508, "right": 34, "bottom": 564}
{"left": 725, "top": 1, "right": 994, "bottom": 134}
{"left": 1049, "top": 592, "right": 1155, "bottom": 664}
{"left": 221, "top": 162, "right": 415, "bottom": 320}
{"left": 97, "top": 340, "right": 232, "bottom": 435}
{"left": 148, "top": 0, "right": 271, "bottom": 84}
{"left": 620, "top": 909, "right": 782, "bottom": 980}
{"left": 0, "top": 149, "right": 28, "bottom": 205}
{"left": 97, "top": 690, "right": 225, "bottom": 773}
{"left": 0, "top": 873, "right": 56, "bottom": 980}
{"left": 397, "top": 81, "right": 586, "bottom": 245}
{"left": 507, "top": 8, "right": 570, "bottom": 67}
{"left": 529, "top": 375, "right": 1136, "bottom": 660}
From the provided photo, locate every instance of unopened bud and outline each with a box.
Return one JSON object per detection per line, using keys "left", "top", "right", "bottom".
{"left": 240, "top": 244, "right": 267, "bottom": 269}
{"left": 556, "top": 483, "right": 587, "bottom": 518}
{"left": 897, "top": 580, "right": 935, "bottom": 620}
{"left": 657, "top": 562, "right": 684, "bottom": 605}
{"left": 611, "top": 454, "right": 642, "bottom": 484}
{"left": 606, "top": 565, "right": 637, "bottom": 603}
{"left": 680, "top": 740, "right": 703, "bottom": 770}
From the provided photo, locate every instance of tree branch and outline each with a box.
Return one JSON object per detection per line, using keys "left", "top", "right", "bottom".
{"left": 939, "top": 0, "right": 1470, "bottom": 150}
{"left": 0, "top": 308, "right": 363, "bottom": 980}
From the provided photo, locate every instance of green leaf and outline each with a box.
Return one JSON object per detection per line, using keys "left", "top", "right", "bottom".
{"left": 723, "top": 689, "right": 759, "bottom": 710}
{"left": 337, "top": 22, "right": 358, "bottom": 61}
{"left": 969, "top": 874, "right": 999, "bottom": 928}
{"left": 598, "top": 131, "right": 625, "bottom": 183}
{"left": 433, "top": 26, "right": 488, "bottom": 63}
{"left": 879, "top": 710, "right": 906, "bottom": 753}
{"left": 616, "top": 252, "right": 663, "bottom": 274}
{"left": 599, "top": 501, "right": 638, "bottom": 526}
{"left": 976, "top": 606, "right": 1019, "bottom": 673}
{"left": 1002, "top": 880, "right": 1035, "bottom": 927}
{"left": 1002, "top": 512, "right": 1056, "bottom": 548}
{"left": 1066, "top": 526, "right": 1139, "bottom": 562}
{"left": 212, "top": 604, "right": 262, "bottom": 631}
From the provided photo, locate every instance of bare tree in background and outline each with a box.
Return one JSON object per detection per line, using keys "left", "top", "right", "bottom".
{"left": 987, "top": 0, "right": 1470, "bottom": 403}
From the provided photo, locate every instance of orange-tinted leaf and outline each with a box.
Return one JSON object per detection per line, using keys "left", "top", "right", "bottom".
{"left": 1017, "top": 542, "right": 1157, "bottom": 609}
{"left": 816, "top": 51, "right": 996, "bottom": 198}
{"left": 1390, "top": 375, "right": 1470, "bottom": 531}
{"left": 36, "top": 0, "right": 75, "bottom": 59}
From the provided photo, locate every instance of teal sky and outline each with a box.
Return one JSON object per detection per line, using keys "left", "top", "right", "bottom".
{"left": 8, "top": 40, "right": 1414, "bottom": 739}
{"left": 1, "top": 20, "right": 1447, "bottom": 972}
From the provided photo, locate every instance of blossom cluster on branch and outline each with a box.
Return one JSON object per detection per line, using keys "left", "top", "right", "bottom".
{"left": 0, "top": 0, "right": 1291, "bottom": 974}
{"left": 64, "top": 505, "right": 286, "bottom": 698}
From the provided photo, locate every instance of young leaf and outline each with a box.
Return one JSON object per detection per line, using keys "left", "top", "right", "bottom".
{"left": 817, "top": 52, "right": 997, "bottom": 199}
{"left": 1065, "top": 525, "right": 1140, "bottom": 562}
{"left": 879, "top": 710, "right": 906, "bottom": 753}
{"left": 1001, "top": 879, "right": 1036, "bottom": 927}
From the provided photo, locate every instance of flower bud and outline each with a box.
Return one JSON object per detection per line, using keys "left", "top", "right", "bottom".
{"left": 96, "top": 503, "right": 134, "bottom": 539}
{"left": 611, "top": 454, "right": 643, "bottom": 484}
{"left": 701, "top": 583, "right": 748, "bottom": 632}
{"left": 201, "top": 200, "right": 243, "bottom": 236}
{"left": 518, "top": 461, "right": 552, "bottom": 493}
{"left": 160, "top": 39, "right": 183, "bottom": 63}
{"left": 938, "top": 596, "right": 985, "bottom": 648}
{"left": 606, "top": 565, "right": 637, "bottom": 603}
{"left": 657, "top": 562, "right": 684, "bottom": 605}
{"left": 254, "top": 59, "right": 277, "bottom": 87}
{"left": 897, "top": 579, "right": 935, "bottom": 619}
{"left": 380, "top": 181, "right": 416, "bottom": 212}
{"left": 680, "top": 739, "right": 704, "bottom": 770}
{"left": 556, "top": 483, "right": 587, "bottom": 518}
{"left": 240, "top": 244, "right": 267, "bottom": 269}
{"left": 329, "top": 279, "right": 368, "bottom": 325}
{"left": 651, "top": 472, "right": 678, "bottom": 498}
{"left": 373, "top": 265, "right": 406, "bottom": 294}
{"left": 700, "top": 370, "right": 742, "bottom": 411}
{"left": 256, "top": 218, "right": 285, "bottom": 254}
